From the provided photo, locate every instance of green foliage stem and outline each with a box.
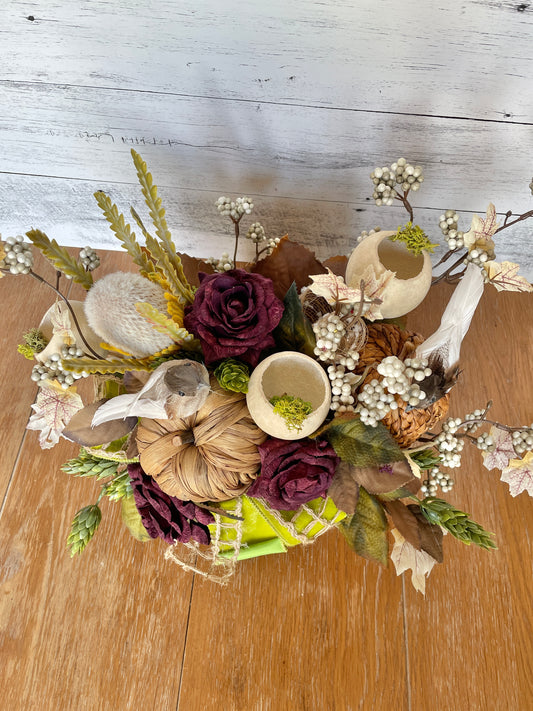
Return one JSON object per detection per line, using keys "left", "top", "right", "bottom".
{"left": 418, "top": 497, "right": 496, "bottom": 550}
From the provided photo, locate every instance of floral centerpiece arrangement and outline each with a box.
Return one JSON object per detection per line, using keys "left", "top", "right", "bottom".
{"left": 2, "top": 151, "right": 532, "bottom": 592}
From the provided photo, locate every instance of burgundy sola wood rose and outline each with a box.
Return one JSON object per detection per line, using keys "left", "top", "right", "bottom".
{"left": 128, "top": 464, "right": 213, "bottom": 545}
{"left": 247, "top": 438, "right": 340, "bottom": 510}
{"left": 183, "top": 269, "right": 284, "bottom": 366}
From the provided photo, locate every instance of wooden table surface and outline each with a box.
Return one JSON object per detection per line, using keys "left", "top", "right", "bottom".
{"left": 0, "top": 249, "right": 532, "bottom": 711}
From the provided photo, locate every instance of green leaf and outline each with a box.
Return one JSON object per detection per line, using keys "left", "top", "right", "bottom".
{"left": 409, "top": 448, "right": 442, "bottom": 470}
{"left": 121, "top": 495, "right": 151, "bottom": 542}
{"left": 273, "top": 282, "right": 316, "bottom": 357}
{"left": 131, "top": 150, "right": 194, "bottom": 304}
{"left": 316, "top": 414, "right": 404, "bottom": 467}
{"left": 26, "top": 229, "right": 93, "bottom": 289}
{"left": 340, "top": 487, "right": 388, "bottom": 565}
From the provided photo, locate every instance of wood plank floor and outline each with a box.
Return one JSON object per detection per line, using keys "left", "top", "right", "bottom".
{"left": 0, "top": 250, "right": 532, "bottom": 711}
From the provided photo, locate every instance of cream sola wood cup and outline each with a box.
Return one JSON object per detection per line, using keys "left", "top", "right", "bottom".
{"left": 345, "top": 231, "right": 433, "bottom": 318}
{"left": 246, "top": 352, "right": 332, "bottom": 440}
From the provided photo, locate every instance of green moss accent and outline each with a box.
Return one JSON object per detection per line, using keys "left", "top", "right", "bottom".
{"left": 18, "top": 328, "right": 48, "bottom": 358}
{"left": 392, "top": 222, "right": 438, "bottom": 256}
{"left": 270, "top": 394, "right": 313, "bottom": 432}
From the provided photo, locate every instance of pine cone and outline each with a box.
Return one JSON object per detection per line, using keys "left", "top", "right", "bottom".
{"left": 356, "top": 323, "right": 450, "bottom": 447}
{"left": 128, "top": 463, "right": 213, "bottom": 545}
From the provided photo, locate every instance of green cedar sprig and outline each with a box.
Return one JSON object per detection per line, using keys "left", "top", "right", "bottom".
{"left": 418, "top": 497, "right": 496, "bottom": 550}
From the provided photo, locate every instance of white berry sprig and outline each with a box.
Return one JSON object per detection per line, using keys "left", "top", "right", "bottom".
{"left": 215, "top": 195, "right": 254, "bottom": 265}
{"left": 370, "top": 157, "right": 424, "bottom": 221}
{"left": 0, "top": 235, "right": 34, "bottom": 274}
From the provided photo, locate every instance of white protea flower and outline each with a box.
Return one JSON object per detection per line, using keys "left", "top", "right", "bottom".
{"left": 84, "top": 272, "right": 174, "bottom": 357}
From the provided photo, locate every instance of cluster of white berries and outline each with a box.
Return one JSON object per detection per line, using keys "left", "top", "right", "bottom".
{"left": 357, "top": 379, "right": 398, "bottom": 426}
{"left": 464, "top": 248, "right": 490, "bottom": 267}
{"left": 376, "top": 355, "right": 432, "bottom": 407}
{"left": 31, "top": 345, "right": 88, "bottom": 389}
{"left": 215, "top": 196, "right": 253, "bottom": 220}
{"left": 511, "top": 427, "right": 533, "bottom": 455}
{"left": 1, "top": 235, "right": 34, "bottom": 275}
{"left": 312, "top": 313, "right": 360, "bottom": 367}
{"left": 421, "top": 466, "right": 454, "bottom": 495}
{"left": 439, "top": 210, "right": 465, "bottom": 251}
{"left": 476, "top": 432, "right": 495, "bottom": 451}
{"left": 434, "top": 419, "right": 465, "bottom": 468}
{"left": 262, "top": 236, "right": 281, "bottom": 256}
{"left": 370, "top": 158, "right": 424, "bottom": 206}
{"left": 205, "top": 253, "right": 235, "bottom": 273}
{"left": 79, "top": 246, "right": 100, "bottom": 271}
{"left": 246, "top": 222, "right": 266, "bottom": 243}
{"left": 463, "top": 408, "right": 486, "bottom": 433}
{"left": 356, "top": 227, "right": 381, "bottom": 244}
{"left": 327, "top": 365, "right": 361, "bottom": 412}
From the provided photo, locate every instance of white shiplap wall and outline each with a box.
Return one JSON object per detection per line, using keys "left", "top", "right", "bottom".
{"left": 1, "top": 0, "right": 532, "bottom": 275}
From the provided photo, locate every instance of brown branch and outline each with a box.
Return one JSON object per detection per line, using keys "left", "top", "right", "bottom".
{"left": 494, "top": 208, "right": 533, "bottom": 235}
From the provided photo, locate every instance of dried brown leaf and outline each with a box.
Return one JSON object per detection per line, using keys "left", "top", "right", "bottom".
{"left": 63, "top": 399, "right": 137, "bottom": 446}
{"left": 177, "top": 252, "right": 215, "bottom": 287}
{"left": 322, "top": 255, "right": 348, "bottom": 279}
{"left": 407, "top": 504, "right": 444, "bottom": 563}
{"left": 251, "top": 236, "right": 326, "bottom": 300}
{"left": 351, "top": 459, "right": 415, "bottom": 495}
{"left": 327, "top": 461, "right": 360, "bottom": 514}
{"left": 385, "top": 499, "right": 421, "bottom": 549}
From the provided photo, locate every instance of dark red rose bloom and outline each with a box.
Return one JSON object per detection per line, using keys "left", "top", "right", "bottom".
{"left": 247, "top": 438, "right": 340, "bottom": 510}
{"left": 183, "top": 269, "right": 284, "bottom": 366}
{"left": 128, "top": 463, "right": 213, "bottom": 545}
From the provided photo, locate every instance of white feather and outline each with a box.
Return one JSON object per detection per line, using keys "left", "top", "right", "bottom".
{"left": 416, "top": 264, "right": 485, "bottom": 368}
{"left": 91, "top": 393, "right": 168, "bottom": 426}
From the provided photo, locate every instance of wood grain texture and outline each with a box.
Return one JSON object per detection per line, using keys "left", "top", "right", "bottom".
{"left": 1, "top": 81, "right": 532, "bottom": 215}
{"left": 2, "top": 0, "right": 532, "bottom": 120}
{"left": 405, "top": 285, "right": 533, "bottom": 711}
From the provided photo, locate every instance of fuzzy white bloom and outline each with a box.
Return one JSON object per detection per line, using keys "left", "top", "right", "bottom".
{"left": 84, "top": 272, "right": 173, "bottom": 357}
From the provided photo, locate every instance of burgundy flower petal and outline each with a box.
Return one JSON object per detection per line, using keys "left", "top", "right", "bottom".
{"left": 247, "top": 438, "right": 339, "bottom": 510}
{"left": 184, "top": 269, "right": 284, "bottom": 366}
{"left": 128, "top": 463, "right": 213, "bottom": 545}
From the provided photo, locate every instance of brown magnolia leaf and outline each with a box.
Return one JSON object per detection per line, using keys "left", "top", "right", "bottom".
{"left": 327, "top": 461, "right": 360, "bottom": 514}
{"left": 385, "top": 499, "right": 421, "bottom": 550}
{"left": 322, "top": 255, "right": 348, "bottom": 278}
{"left": 176, "top": 252, "right": 215, "bottom": 287}
{"left": 63, "top": 399, "right": 137, "bottom": 446}
{"left": 407, "top": 504, "right": 444, "bottom": 563}
{"left": 351, "top": 459, "right": 415, "bottom": 495}
{"left": 251, "top": 235, "right": 326, "bottom": 300}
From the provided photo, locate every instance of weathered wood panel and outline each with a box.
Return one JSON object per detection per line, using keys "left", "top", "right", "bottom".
{"left": 2, "top": 172, "right": 532, "bottom": 279}
{"left": 1, "top": 82, "right": 532, "bottom": 215}
{"left": 2, "top": 0, "right": 532, "bottom": 120}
